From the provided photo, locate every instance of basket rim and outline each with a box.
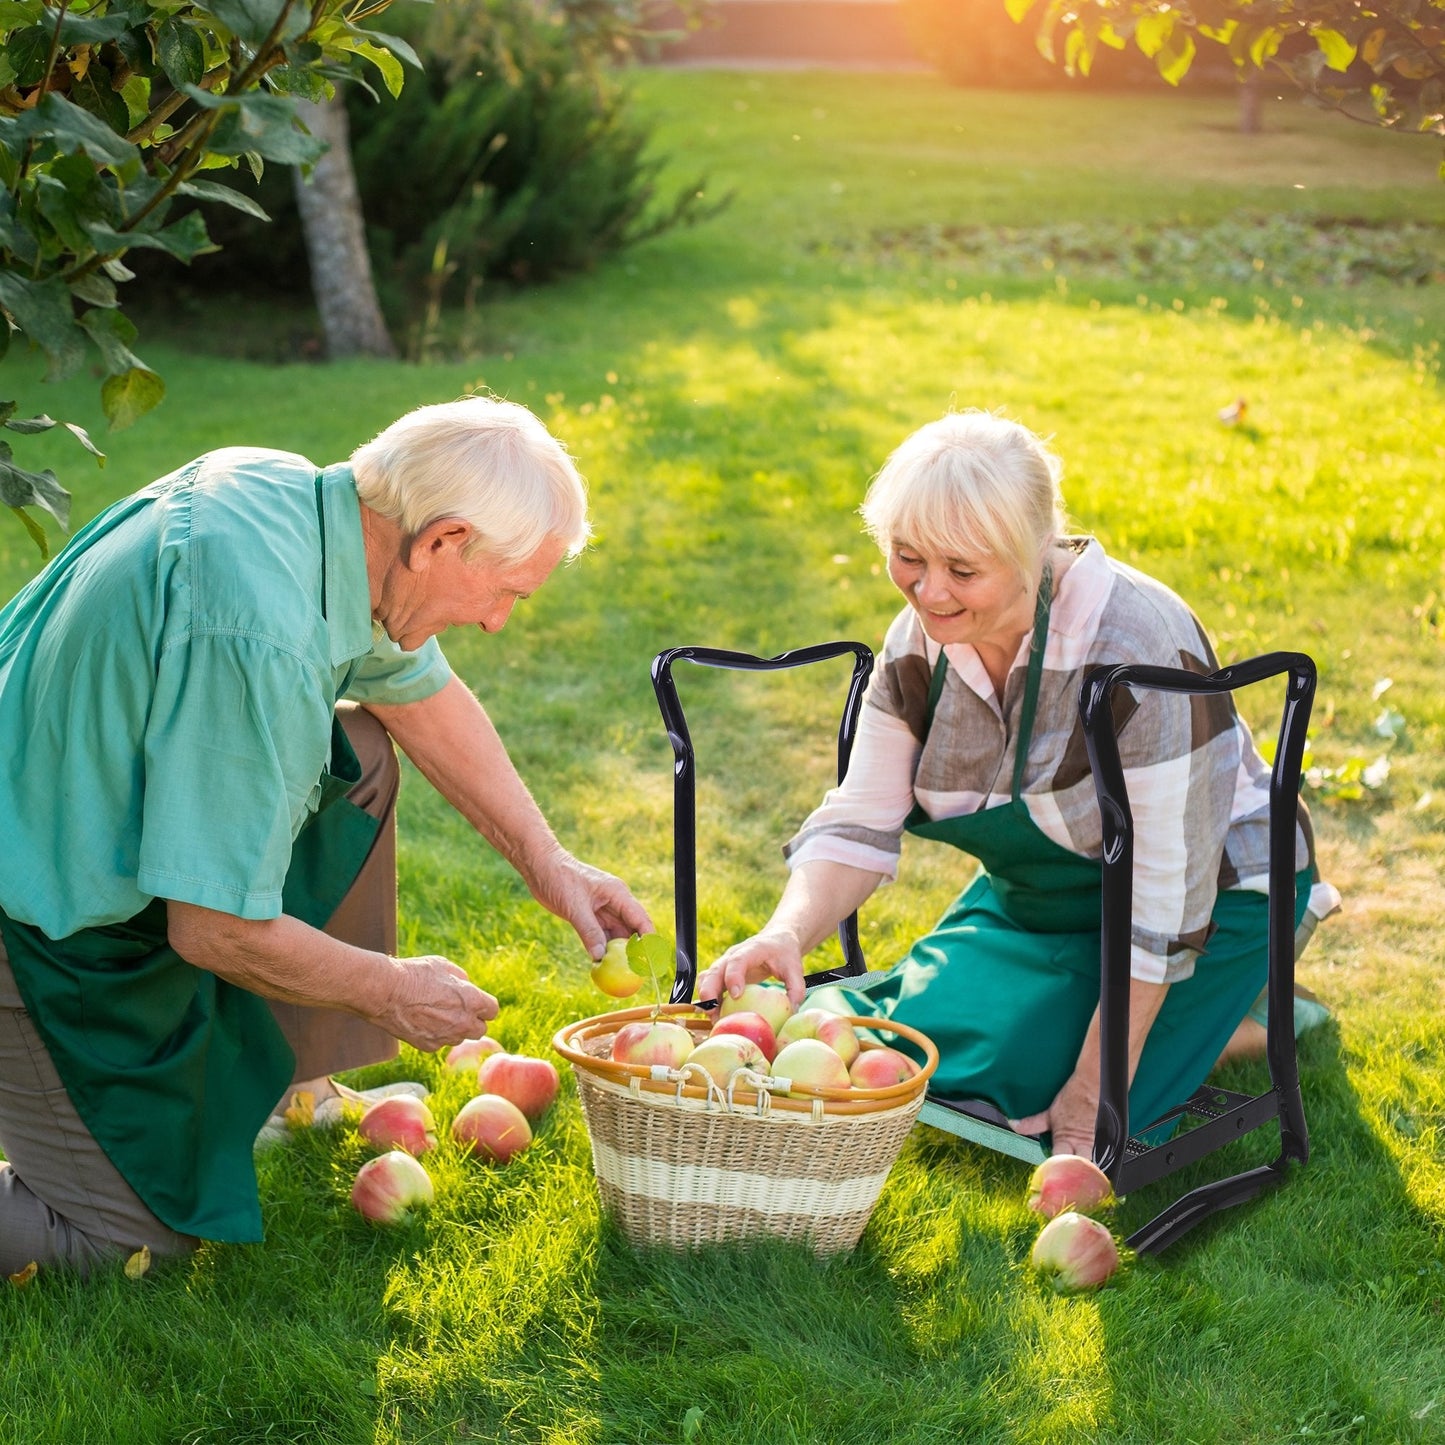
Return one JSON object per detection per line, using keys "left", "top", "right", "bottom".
{"left": 551, "top": 1003, "right": 939, "bottom": 1117}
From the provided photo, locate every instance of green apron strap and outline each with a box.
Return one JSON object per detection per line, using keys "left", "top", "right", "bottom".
{"left": 1010, "top": 563, "right": 1054, "bottom": 801}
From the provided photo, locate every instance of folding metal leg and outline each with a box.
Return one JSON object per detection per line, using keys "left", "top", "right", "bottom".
{"left": 1079, "top": 652, "right": 1315, "bottom": 1252}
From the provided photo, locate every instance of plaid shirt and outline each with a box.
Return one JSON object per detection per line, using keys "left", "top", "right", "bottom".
{"left": 784, "top": 537, "right": 1317, "bottom": 984}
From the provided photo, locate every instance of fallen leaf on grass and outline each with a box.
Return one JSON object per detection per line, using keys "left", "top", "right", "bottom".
{"left": 283, "top": 1090, "right": 316, "bottom": 1128}
{"left": 8, "top": 1261, "right": 38, "bottom": 1288}
{"left": 124, "top": 1247, "right": 151, "bottom": 1280}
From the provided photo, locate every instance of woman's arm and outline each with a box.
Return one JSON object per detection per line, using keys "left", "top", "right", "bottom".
{"left": 166, "top": 901, "right": 498, "bottom": 1053}
{"left": 362, "top": 675, "right": 652, "bottom": 958}
{"left": 1009, "top": 981, "right": 1170, "bottom": 1158}
{"left": 696, "top": 858, "right": 886, "bottom": 1007}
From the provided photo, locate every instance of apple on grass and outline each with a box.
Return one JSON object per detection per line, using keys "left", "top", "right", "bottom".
{"left": 1026, "top": 1154, "right": 1115, "bottom": 1219}
{"left": 358, "top": 1095, "right": 437, "bottom": 1156}
{"left": 684, "top": 1034, "right": 768, "bottom": 1089}
{"left": 775, "top": 1008, "right": 861, "bottom": 1066}
{"left": 444, "top": 1036, "right": 505, "bottom": 1073}
{"left": 477, "top": 1052, "right": 559, "bottom": 1123}
{"left": 610, "top": 1019, "right": 696, "bottom": 1069}
{"left": 848, "top": 1047, "right": 919, "bottom": 1089}
{"left": 1030, "top": 1211, "right": 1122, "bottom": 1291}
{"left": 452, "top": 1094, "right": 533, "bottom": 1165}
{"left": 771, "top": 1037, "right": 851, "bottom": 1095}
{"left": 709, "top": 1010, "right": 778, "bottom": 1063}
{"left": 350, "top": 1151, "right": 434, "bottom": 1224}
{"left": 717, "top": 982, "right": 795, "bottom": 1035}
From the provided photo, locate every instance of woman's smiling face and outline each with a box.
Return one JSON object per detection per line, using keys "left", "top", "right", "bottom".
{"left": 886, "top": 540, "right": 1035, "bottom": 650}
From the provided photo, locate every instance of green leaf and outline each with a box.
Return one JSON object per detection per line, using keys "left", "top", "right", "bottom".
{"left": 85, "top": 209, "right": 217, "bottom": 262}
{"left": 0, "top": 271, "right": 84, "bottom": 380}
{"left": 1156, "top": 28, "right": 1197, "bottom": 86}
{"left": 175, "top": 176, "right": 270, "bottom": 220}
{"left": 0, "top": 455, "right": 70, "bottom": 528}
{"left": 100, "top": 366, "right": 165, "bottom": 430}
{"left": 347, "top": 27, "right": 422, "bottom": 73}
{"left": 5, "top": 25, "right": 54, "bottom": 88}
{"left": 55, "top": 12, "right": 131, "bottom": 44}
{"left": 207, "top": 93, "right": 326, "bottom": 165}
{"left": 35, "top": 174, "right": 95, "bottom": 253}
{"left": 0, "top": 93, "right": 140, "bottom": 168}
{"left": 627, "top": 932, "right": 677, "bottom": 987}
{"left": 204, "top": 0, "right": 308, "bottom": 48}
{"left": 2, "top": 409, "right": 108, "bottom": 463}
{"left": 78, "top": 305, "right": 145, "bottom": 375}
{"left": 1, "top": 414, "right": 58, "bottom": 434}
{"left": 62, "top": 420, "right": 105, "bottom": 463}
{"left": 0, "top": 2, "right": 46, "bottom": 28}
{"left": 1249, "top": 27, "right": 1284, "bottom": 67}
{"left": 346, "top": 39, "right": 404, "bottom": 98}
{"left": 156, "top": 16, "right": 206, "bottom": 89}
{"left": 1314, "top": 27, "right": 1358, "bottom": 73}
{"left": 1134, "top": 11, "right": 1174, "bottom": 59}
{"left": 68, "top": 68, "right": 134, "bottom": 142}
{"left": 8, "top": 504, "right": 52, "bottom": 560}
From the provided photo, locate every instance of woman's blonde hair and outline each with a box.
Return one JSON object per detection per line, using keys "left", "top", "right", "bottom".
{"left": 350, "top": 397, "right": 590, "bottom": 564}
{"left": 860, "top": 411, "right": 1066, "bottom": 583}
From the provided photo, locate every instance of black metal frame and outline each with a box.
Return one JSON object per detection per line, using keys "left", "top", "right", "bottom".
{"left": 650, "top": 643, "right": 874, "bottom": 1003}
{"left": 651, "top": 641, "right": 1316, "bottom": 1255}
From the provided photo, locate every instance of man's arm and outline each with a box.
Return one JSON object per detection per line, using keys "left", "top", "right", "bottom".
{"left": 166, "top": 902, "right": 497, "bottom": 1052}
{"left": 363, "top": 675, "right": 652, "bottom": 957}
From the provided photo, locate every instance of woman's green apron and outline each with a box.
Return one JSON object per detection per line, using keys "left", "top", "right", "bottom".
{"left": 818, "top": 568, "right": 1309, "bottom": 1136}
{"left": 0, "top": 479, "right": 380, "bottom": 1243}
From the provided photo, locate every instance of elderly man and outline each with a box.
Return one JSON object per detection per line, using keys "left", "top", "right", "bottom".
{"left": 0, "top": 397, "right": 649, "bottom": 1274}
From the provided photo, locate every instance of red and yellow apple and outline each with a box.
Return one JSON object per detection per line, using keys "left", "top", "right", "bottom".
{"left": 1030, "top": 1211, "right": 1121, "bottom": 1291}
{"left": 709, "top": 1010, "right": 778, "bottom": 1063}
{"left": 775, "top": 1008, "right": 861, "bottom": 1066}
{"left": 1026, "top": 1154, "right": 1115, "bottom": 1219}
{"left": 444, "top": 1036, "right": 505, "bottom": 1073}
{"left": 717, "top": 982, "right": 794, "bottom": 1035}
{"left": 350, "top": 1151, "right": 435, "bottom": 1224}
{"left": 477, "top": 1053, "right": 559, "bottom": 1123}
{"left": 451, "top": 1094, "right": 533, "bottom": 1165}
{"left": 771, "top": 1037, "right": 851, "bottom": 1094}
{"left": 610, "top": 1019, "right": 696, "bottom": 1069}
{"left": 357, "top": 1095, "right": 437, "bottom": 1156}
{"left": 848, "top": 1047, "right": 918, "bottom": 1089}
{"left": 590, "top": 937, "right": 644, "bottom": 998}
{"left": 684, "top": 1034, "right": 768, "bottom": 1088}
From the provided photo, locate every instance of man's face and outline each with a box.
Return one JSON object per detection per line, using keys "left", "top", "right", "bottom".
{"left": 383, "top": 531, "right": 568, "bottom": 652}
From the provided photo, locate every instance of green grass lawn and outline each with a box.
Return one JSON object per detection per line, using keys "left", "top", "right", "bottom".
{"left": 2, "top": 75, "right": 1444, "bottom": 1444}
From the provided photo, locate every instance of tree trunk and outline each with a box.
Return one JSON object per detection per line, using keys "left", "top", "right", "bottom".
{"left": 292, "top": 93, "right": 395, "bottom": 359}
{"left": 1239, "top": 69, "right": 1265, "bottom": 135}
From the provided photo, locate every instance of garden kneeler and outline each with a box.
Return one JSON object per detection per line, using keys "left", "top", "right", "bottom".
{"left": 650, "top": 642, "right": 1316, "bottom": 1256}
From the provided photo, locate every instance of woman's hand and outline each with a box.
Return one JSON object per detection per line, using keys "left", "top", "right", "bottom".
{"left": 697, "top": 929, "right": 808, "bottom": 1009}
{"left": 1009, "top": 1070, "right": 1100, "bottom": 1160}
{"left": 523, "top": 845, "right": 654, "bottom": 960}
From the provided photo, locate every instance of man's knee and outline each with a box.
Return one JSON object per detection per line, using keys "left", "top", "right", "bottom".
{"left": 336, "top": 703, "right": 399, "bottom": 819}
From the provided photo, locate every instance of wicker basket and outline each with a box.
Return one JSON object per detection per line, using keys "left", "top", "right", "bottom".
{"left": 551, "top": 1004, "right": 939, "bottom": 1257}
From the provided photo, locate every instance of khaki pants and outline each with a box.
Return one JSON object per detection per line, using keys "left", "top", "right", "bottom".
{"left": 0, "top": 703, "right": 400, "bottom": 1275}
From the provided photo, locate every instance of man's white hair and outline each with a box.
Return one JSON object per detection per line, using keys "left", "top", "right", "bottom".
{"left": 350, "top": 397, "right": 590, "bottom": 563}
{"left": 860, "top": 411, "right": 1066, "bottom": 584}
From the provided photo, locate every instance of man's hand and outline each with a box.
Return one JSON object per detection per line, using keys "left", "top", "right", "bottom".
{"left": 1010, "top": 1071, "right": 1100, "bottom": 1160}
{"left": 524, "top": 847, "right": 653, "bottom": 961}
{"left": 696, "top": 928, "right": 808, "bottom": 1009}
{"left": 374, "top": 955, "right": 498, "bottom": 1053}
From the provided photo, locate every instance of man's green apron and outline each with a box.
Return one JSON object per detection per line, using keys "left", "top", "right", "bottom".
{"left": 818, "top": 568, "right": 1309, "bottom": 1136}
{"left": 0, "top": 479, "right": 381, "bottom": 1243}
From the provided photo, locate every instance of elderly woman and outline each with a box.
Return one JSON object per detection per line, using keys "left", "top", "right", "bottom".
{"left": 0, "top": 397, "right": 649, "bottom": 1275}
{"left": 699, "top": 411, "right": 1336, "bottom": 1158}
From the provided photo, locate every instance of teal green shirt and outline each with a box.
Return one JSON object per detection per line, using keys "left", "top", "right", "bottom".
{"left": 0, "top": 448, "right": 452, "bottom": 938}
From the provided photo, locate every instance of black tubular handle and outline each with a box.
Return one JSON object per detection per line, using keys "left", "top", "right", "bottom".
{"left": 651, "top": 642, "right": 875, "bottom": 1003}
{"left": 1078, "top": 651, "right": 1316, "bottom": 1182}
